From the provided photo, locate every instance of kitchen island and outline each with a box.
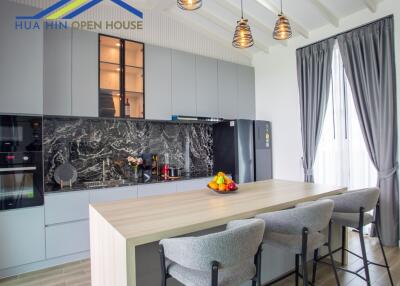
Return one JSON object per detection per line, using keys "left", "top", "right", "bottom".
{"left": 89, "top": 179, "right": 346, "bottom": 286}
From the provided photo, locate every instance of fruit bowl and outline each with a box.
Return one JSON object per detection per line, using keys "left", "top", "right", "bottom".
{"left": 207, "top": 172, "right": 238, "bottom": 194}
{"left": 207, "top": 184, "right": 238, "bottom": 194}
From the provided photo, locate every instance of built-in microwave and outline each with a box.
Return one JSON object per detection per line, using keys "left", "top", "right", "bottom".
{"left": 0, "top": 115, "right": 42, "bottom": 153}
{"left": 0, "top": 115, "right": 43, "bottom": 210}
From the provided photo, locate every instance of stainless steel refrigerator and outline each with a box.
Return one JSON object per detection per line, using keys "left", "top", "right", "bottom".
{"left": 213, "top": 120, "right": 273, "bottom": 183}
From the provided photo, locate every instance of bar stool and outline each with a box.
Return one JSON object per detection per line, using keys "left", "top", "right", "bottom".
{"left": 256, "top": 200, "right": 340, "bottom": 286}
{"left": 159, "top": 218, "right": 265, "bottom": 286}
{"left": 324, "top": 188, "right": 394, "bottom": 286}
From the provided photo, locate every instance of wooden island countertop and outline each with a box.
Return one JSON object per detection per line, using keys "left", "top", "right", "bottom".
{"left": 89, "top": 179, "right": 346, "bottom": 286}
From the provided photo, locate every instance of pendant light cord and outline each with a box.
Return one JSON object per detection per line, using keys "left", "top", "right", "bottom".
{"left": 280, "top": 0, "right": 283, "bottom": 14}
{"left": 241, "top": 0, "right": 243, "bottom": 19}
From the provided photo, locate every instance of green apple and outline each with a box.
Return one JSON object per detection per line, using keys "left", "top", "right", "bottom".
{"left": 216, "top": 176, "right": 225, "bottom": 185}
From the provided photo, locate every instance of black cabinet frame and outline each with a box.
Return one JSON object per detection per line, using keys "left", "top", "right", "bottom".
{"left": 98, "top": 34, "right": 145, "bottom": 118}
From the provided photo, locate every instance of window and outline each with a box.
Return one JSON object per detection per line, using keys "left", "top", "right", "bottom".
{"left": 314, "top": 42, "right": 377, "bottom": 190}
{"left": 99, "top": 35, "right": 144, "bottom": 118}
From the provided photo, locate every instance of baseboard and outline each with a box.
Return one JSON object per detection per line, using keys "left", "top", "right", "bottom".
{"left": 0, "top": 251, "right": 90, "bottom": 279}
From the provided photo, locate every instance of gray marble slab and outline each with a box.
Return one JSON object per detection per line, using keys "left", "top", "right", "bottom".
{"left": 43, "top": 117, "right": 213, "bottom": 188}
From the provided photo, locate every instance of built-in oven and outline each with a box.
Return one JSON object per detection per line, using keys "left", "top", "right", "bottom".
{"left": 0, "top": 115, "right": 43, "bottom": 210}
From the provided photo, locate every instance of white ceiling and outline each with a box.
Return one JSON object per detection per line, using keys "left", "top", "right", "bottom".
{"left": 137, "top": 0, "right": 384, "bottom": 55}
{"left": 10, "top": 0, "right": 385, "bottom": 63}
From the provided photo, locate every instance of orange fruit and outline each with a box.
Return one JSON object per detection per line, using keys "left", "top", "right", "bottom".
{"left": 218, "top": 183, "right": 227, "bottom": 192}
{"left": 209, "top": 182, "right": 219, "bottom": 190}
{"left": 217, "top": 171, "right": 225, "bottom": 177}
{"left": 225, "top": 178, "right": 232, "bottom": 185}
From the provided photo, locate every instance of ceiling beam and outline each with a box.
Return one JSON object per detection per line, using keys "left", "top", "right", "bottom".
{"left": 166, "top": 8, "right": 256, "bottom": 58}
{"left": 255, "top": 0, "right": 310, "bottom": 38}
{"left": 215, "top": 0, "right": 287, "bottom": 47}
{"left": 363, "top": 0, "right": 378, "bottom": 12}
{"left": 308, "top": 0, "right": 339, "bottom": 27}
{"left": 196, "top": 9, "right": 269, "bottom": 54}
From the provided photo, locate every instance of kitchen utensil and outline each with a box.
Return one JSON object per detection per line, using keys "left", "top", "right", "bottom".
{"left": 54, "top": 143, "right": 77, "bottom": 187}
{"left": 54, "top": 162, "right": 77, "bottom": 187}
{"left": 168, "top": 167, "right": 182, "bottom": 178}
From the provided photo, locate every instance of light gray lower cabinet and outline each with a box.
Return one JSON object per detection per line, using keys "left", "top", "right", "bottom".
{"left": 145, "top": 45, "right": 172, "bottom": 120}
{"left": 89, "top": 186, "right": 138, "bottom": 203}
{"left": 44, "top": 29, "right": 72, "bottom": 116}
{"left": 0, "top": 1, "right": 43, "bottom": 115}
{"left": 196, "top": 56, "right": 218, "bottom": 118}
{"left": 138, "top": 182, "right": 177, "bottom": 198}
{"left": 45, "top": 191, "right": 90, "bottom": 225}
{"left": 72, "top": 29, "right": 98, "bottom": 117}
{"left": 171, "top": 50, "right": 197, "bottom": 116}
{"left": 45, "top": 220, "right": 89, "bottom": 259}
{"left": 237, "top": 65, "right": 255, "bottom": 120}
{"left": 218, "top": 61, "right": 238, "bottom": 119}
{"left": 0, "top": 207, "right": 45, "bottom": 269}
{"left": 176, "top": 177, "right": 212, "bottom": 193}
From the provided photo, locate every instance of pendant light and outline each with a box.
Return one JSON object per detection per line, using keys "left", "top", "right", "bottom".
{"left": 273, "top": 0, "right": 292, "bottom": 40}
{"left": 232, "top": 0, "right": 254, "bottom": 49}
{"left": 177, "top": 0, "right": 202, "bottom": 11}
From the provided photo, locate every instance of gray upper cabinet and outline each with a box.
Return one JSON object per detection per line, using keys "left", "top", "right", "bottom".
{"left": 218, "top": 61, "right": 238, "bottom": 119}
{"left": 196, "top": 56, "right": 218, "bottom": 118}
{"left": 171, "top": 50, "right": 196, "bottom": 116}
{"left": 237, "top": 65, "right": 255, "bottom": 120}
{"left": 44, "top": 29, "right": 72, "bottom": 116}
{"left": 44, "top": 29, "right": 98, "bottom": 116}
{"left": 0, "top": 1, "right": 43, "bottom": 115}
{"left": 72, "top": 29, "right": 98, "bottom": 117}
{"left": 145, "top": 45, "right": 172, "bottom": 120}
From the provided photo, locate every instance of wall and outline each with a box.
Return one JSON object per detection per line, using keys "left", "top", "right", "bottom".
{"left": 10, "top": 0, "right": 251, "bottom": 66}
{"left": 43, "top": 117, "right": 213, "bottom": 189}
{"left": 253, "top": 0, "right": 400, "bottom": 181}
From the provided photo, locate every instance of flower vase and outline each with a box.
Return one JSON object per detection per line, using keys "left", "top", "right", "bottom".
{"left": 132, "top": 166, "right": 139, "bottom": 180}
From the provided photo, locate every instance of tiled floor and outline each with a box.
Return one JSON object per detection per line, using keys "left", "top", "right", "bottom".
{"left": 0, "top": 232, "right": 399, "bottom": 286}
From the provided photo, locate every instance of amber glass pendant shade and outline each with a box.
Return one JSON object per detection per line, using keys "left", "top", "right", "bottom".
{"left": 232, "top": 18, "right": 254, "bottom": 49}
{"left": 273, "top": 13, "right": 292, "bottom": 40}
{"left": 177, "top": 0, "right": 202, "bottom": 11}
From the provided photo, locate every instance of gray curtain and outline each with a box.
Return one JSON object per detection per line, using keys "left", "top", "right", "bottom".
{"left": 337, "top": 17, "right": 399, "bottom": 246}
{"left": 296, "top": 39, "right": 335, "bottom": 182}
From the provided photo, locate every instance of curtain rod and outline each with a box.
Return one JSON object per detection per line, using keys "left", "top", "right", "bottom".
{"left": 296, "top": 14, "right": 393, "bottom": 51}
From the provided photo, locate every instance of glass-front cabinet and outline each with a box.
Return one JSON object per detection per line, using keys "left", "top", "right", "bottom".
{"left": 99, "top": 35, "right": 144, "bottom": 118}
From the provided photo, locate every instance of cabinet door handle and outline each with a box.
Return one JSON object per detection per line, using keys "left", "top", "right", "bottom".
{"left": 0, "top": 166, "right": 37, "bottom": 172}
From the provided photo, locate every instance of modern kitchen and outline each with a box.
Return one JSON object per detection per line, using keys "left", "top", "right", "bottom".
{"left": 1, "top": 0, "right": 400, "bottom": 286}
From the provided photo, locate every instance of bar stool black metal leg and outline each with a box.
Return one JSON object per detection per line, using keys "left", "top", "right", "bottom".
{"left": 312, "top": 249, "right": 318, "bottom": 284}
{"left": 159, "top": 245, "right": 167, "bottom": 286}
{"left": 328, "top": 221, "right": 340, "bottom": 286}
{"left": 211, "top": 261, "right": 219, "bottom": 286}
{"left": 375, "top": 221, "right": 394, "bottom": 286}
{"left": 358, "top": 208, "right": 371, "bottom": 286}
{"left": 295, "top": 254, "right": 300, "bottom": 286}
{"left": 301, "top": 228, "right": 309, "bottom": 286}
{"left": 341, "top": 225, "right": 346, "bottom": 266}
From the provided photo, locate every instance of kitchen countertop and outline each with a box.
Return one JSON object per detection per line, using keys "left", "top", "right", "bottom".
{"left": 44, "top": 171, "right": 214, "bottom": 193}
{"left": 89, "top": 179, "right": 346, "bottom": 286}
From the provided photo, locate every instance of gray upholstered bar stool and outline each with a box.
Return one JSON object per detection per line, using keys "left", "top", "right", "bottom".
{"left": 256, "top": 200, "right": 340, "bottom": 286}
{"left": 159, "top": 218, "right": 265, "bottom": 286}
{"left": 323, "top": 188, "right": 394, "bottom": 286}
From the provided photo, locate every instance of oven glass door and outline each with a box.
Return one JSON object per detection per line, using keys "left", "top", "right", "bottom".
{"left": 0, "top": 166, "right": 43, "bottom": 210}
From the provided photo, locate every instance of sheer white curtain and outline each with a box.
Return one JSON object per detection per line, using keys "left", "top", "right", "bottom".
{"left": 314, "top": 42, "right": 377, "bottom": 190}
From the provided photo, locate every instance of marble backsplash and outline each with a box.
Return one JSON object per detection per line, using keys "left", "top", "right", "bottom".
{"left": 43, "top": 117, "right": 213, "bottom": 185}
